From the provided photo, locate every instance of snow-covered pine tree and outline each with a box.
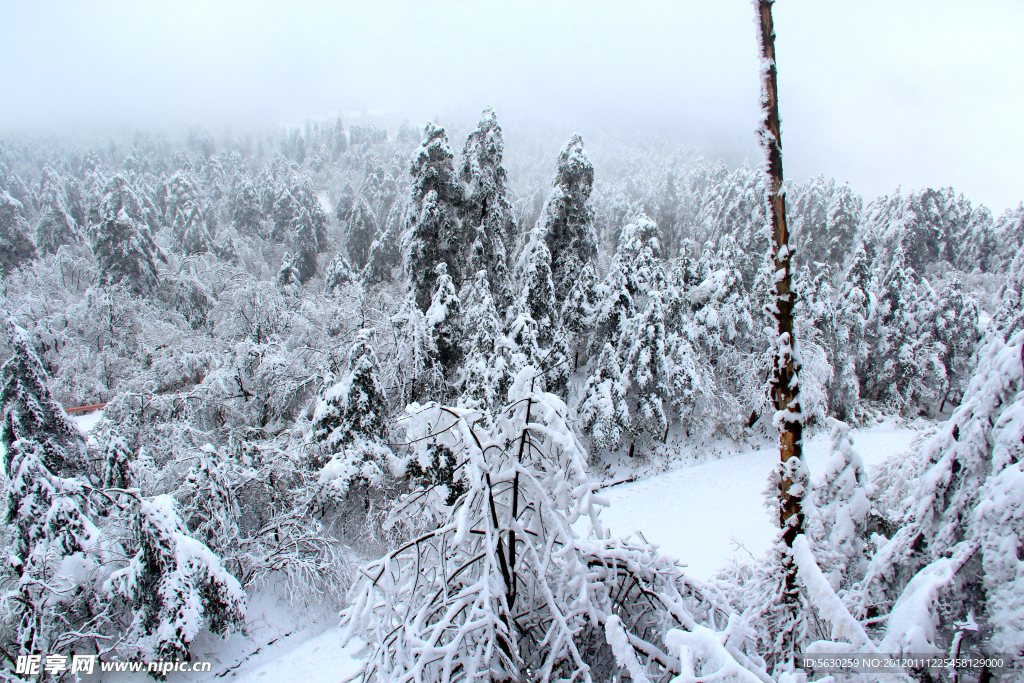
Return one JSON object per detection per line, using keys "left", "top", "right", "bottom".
{"left": 290, "top": 205, "right": 323, "bottom": 283}
{"left": 615, "top": 213, "right": 667, "bottom": 297}
{"left": 0, "top": 164, "right": 34, "bottom": 210}
{"left": 992, "top": 202, "right": 1024, "bottom": 269}
{"left": 693, "top": 162, "right": 767, "bottom": 284}
{"left": 94, "top": 175, "right": 162, "bottom": 294}
{"left": 330, "top": 116, "right": 348, "bottom": 158}
{"left": 540, "top": 133, "right": 598, "bottom": 309}
{"left": 171, "top": 195, "right": 212, "bottom": 255}
{"left": 862, "top": 245, "right": 945, "bottom": 414}
{"left": 800, "top": 267, "right": 850, "bottom": 423}
{"left": 268, "top": 183, "right": 294, "bottom": 241}
{"left": 788, "top": 175, "right": 861, "bottom": 269}
{"left": 905, "top": 186, "right": 972, "bottom": 272}
{"left": 511, "top": 226, "right": 557, "bottom": 349}
{"left": 163, "top": 169, "right": 202, "bottom": 229}
{"left": 106, "top": 495, "right": 246, "bottom": 666}
{"left": 856, "top": 329, "right": 1024, "bottom": 680}
{"left": 687, "top": 237, "right": 756, "bottom": 399}
{"left": 508, "top": 226, "right": 571, "bottom": 397}
{"left": 459, "top": 270, "right": 504, "bottom": 362}
{"left": 1, "top": 322, "right": 88, "bottom": 477}
{"left": 834, "top": 242, "right": 872, "bottom": 418}
{"left": 335, "top": 181, "right": 356, "bottom": 223}
{"left": 617, "top": 287, "right": 714, "bottom": 450}
{"left": 362, "top": 203, "right": 404, "bottom": 285}
{"left": 1, "top": 323, "right": 100, "bottom": 663}
{"left": 958, "top": 203, "right": 997, "bottom": 273}
{"left": 276, "top": 251, "right": 299, "bottom": 292}
{"left": 622, "top": 293, "right": 672, "bottom": 446}
{"left": 456, "top": 270, "right": 509, "bottom": 416}
{"left": 349, "top": 123, "right": 387, "bottom": 147}
{"left": 36, "top": 167, "right": 83, "bottom": 254}
{"left": 229, "top": 173, "right": 263, "bottom": 237}
{"left": 310, "top": 330, "right": 391, "bottom": 489}
{"left": 593, "top": 255, "right": 635, "bottom": 356}
{"left": 424, "top": 263, "right": 465, "bottom": 381}
{"left": 932, "top": 277, "right": 981, "bottom": 408}
{"left": 324, "top": 252, "right": 354, "bottom": 295}
{"left": 457, "top": 107, "right": 517, "bottom": 312}
{"left": 269, "top": 175, "right": 328, "bottom": 282}
{"left": 656, "top": 171, "right": 680, "bottom": 257}
{"left": 992, "top": 249, "right": 1024, "bottom": 339}
{"left": 577, "top": 342, "right": 631, "bottom": 458}
{"left": 96, "top": 423, "right": 136, "bottom": 490}
{"left": 174, "top": 445, "right": 242, "bottom": 552}
{"left": 560, "top": 261, "right": 598, "bottom": 371}
{"left": 0, "top": 188, "right": 36, "bottom": 275}
{"left": 402, "top": 123, "right": 465, "bottom": 312}
{"left": 343, "top": 193, "right": 377, "bottom": 271}
{"left": 2, "top": 434, "right": 98, "bottom": 662}
{"left": 395, "top": 120, "right": 419, "bottom": 148}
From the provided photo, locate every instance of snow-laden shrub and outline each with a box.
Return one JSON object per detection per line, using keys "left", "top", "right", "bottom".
{"left": 341, "top": 366, "right": 768, "bottom": 682}
{"left": 808, "top": 418, "right": 872, "bottom": 591}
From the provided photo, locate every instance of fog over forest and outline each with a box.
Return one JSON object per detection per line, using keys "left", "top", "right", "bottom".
{"left": 3, "top": 0, "right": 1022, "bottom": 210}
{"left": 1, "top": 2, "right": 1023, "bottom": 681}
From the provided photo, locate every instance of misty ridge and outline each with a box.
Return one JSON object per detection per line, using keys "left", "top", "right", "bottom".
{"left": 1, "top": 2, "right": 1024, "bottom": 682}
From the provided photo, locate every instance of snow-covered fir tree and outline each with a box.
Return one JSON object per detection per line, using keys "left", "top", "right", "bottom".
{"left": 809, "top": 418, "right": 871, "bottom": 591}
{"left": 94, "top": 175, "right": 163, "bottom": 294}
{"left": 861, "top": 329, "right": 1024, "bottom": 680}
{"left": 2, "top": 435, "right": 97, "bottom": 662}
{"left": 1, "top": 322, "right": 88, "bottom": 477}
{"left": 402, "top": 123, "right": 465, "bottom": 312}
{"left": 35, "top": 167, "right": 83, "bottom": 255}
{"left": 0, "top": 188, "right": 36, "bottom": 275}
{"left": 343, "top": 193, "right": 377, "bottom": 270}
{"left": 105, "top": 495, "right": 246, "bottom": 664}
{"left": 457, "top": 107, "right": 517, "bottom": 312}
{"left": 310, "top": 330, "right": 392, "bottom": 496}
{"left": 539, "top": 133, "right": 598, "bottom": 310}
{"left": 324, "top": 252, "right": 354, "bottom": 295}
{"left": 932, "top": 277, "right": 981, "bottom": 408}
{"left": 424, "top": 263, "right": 465, "bottom": 382}
{"left": 577, "top": 342, "right": 631, "bottom": 457}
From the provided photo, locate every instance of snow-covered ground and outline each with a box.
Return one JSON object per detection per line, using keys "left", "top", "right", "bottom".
{"left": 316, "top": 190, "right": 333, "bottom": 214}
{"left": 71, "top": 408, "right": 105, "bottom": 434}
{"left": 94, "top": 416, "right": 924, "bottom": 680}
{"left": 598, "top": 416, "right": 924, "bottom": 581}
{"left": 98, "top": 587, "right": 354, "bottom": 682}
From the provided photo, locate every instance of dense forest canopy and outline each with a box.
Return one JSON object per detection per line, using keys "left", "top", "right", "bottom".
{"left": 1, "top": 106, "right": 1022, "bottom": 680}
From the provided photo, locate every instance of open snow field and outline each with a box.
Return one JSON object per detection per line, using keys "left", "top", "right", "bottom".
{"left": 88, "top": 416, "right": 925, "bottom": 680}
{"left": 597, "top": 417, "right": 925, "bottom": 581}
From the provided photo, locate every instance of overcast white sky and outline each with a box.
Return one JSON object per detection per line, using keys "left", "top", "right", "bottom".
{"left": 1, "top": 0, "right": 1021, "bottom": 211}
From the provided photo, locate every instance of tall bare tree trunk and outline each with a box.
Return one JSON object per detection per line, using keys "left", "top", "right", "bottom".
{"left": 755, "top": 0, "right": 805, "bottom": 612}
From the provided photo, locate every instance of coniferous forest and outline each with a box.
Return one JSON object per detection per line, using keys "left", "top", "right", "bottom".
{"left": 2, "top": 4, "right": 1024, "bottom": 682}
